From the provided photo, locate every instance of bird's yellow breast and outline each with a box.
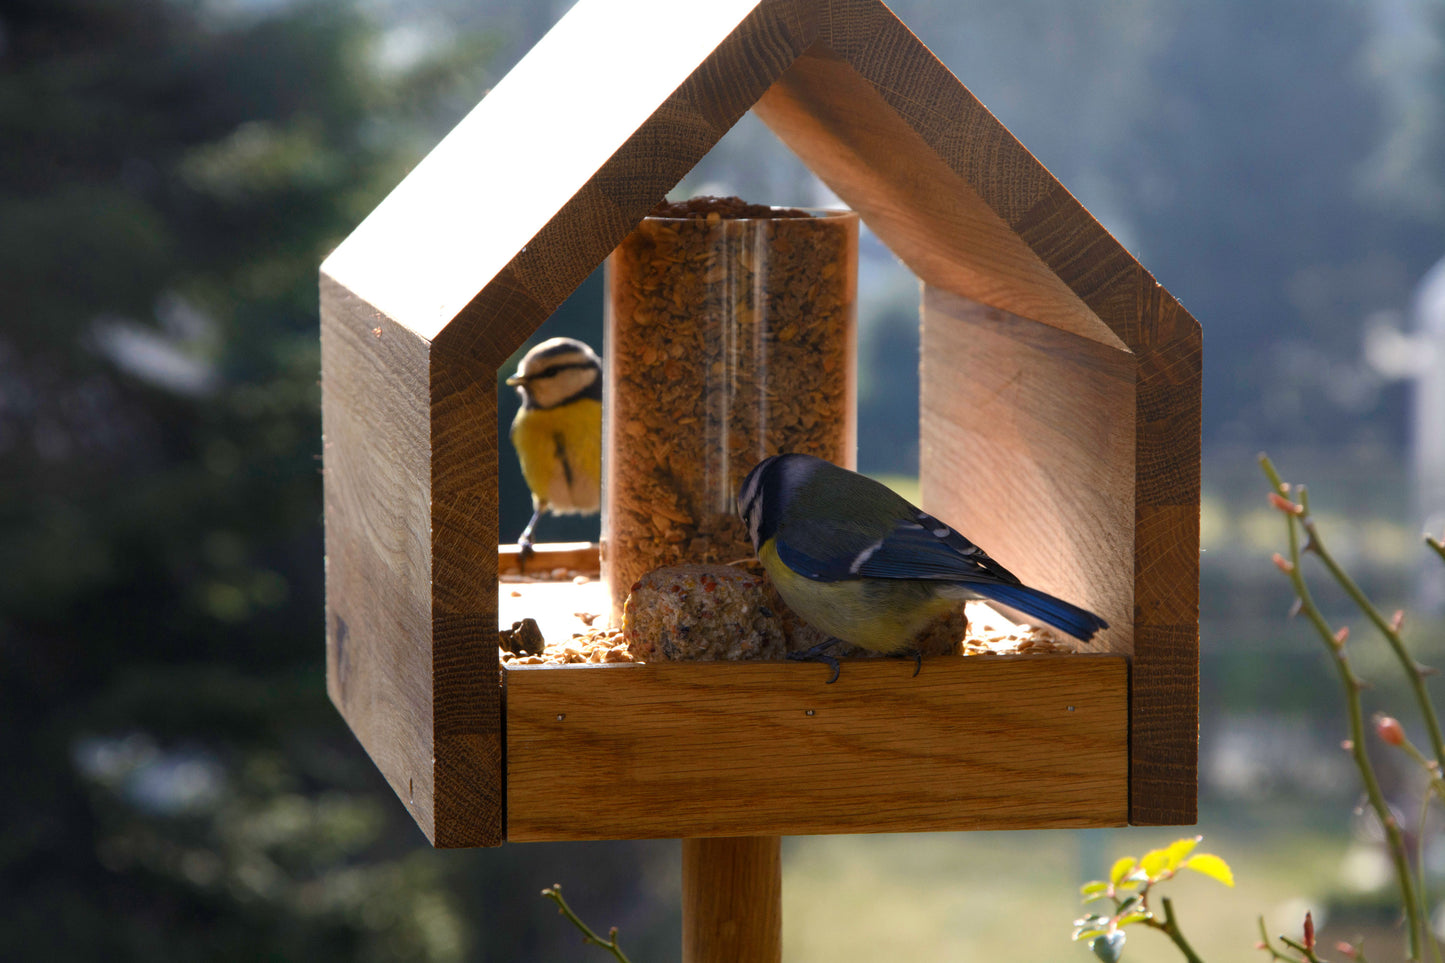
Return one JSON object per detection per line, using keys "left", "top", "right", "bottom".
{"left": 510, "top": 398, "right": 602, "bottom": 514}
{"left": 758, "top": 539, "right": 959, "bottom": 654}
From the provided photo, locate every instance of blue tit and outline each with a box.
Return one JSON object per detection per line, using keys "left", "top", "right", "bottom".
{"left": 506, "top": 337, "right": 602, "bottom": 556}
{"left": 737, "top": 452, "right": 1107, "bottom": 681}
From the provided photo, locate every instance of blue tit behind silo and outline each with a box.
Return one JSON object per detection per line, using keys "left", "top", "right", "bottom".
{"left": 737, "top": 452, "right": 1107, "bottom": 681}
{"left": 506, "top": 337, "right": 602, "bottom": 556}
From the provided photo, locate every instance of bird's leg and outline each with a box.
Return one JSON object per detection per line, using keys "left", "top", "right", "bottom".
{"left": 516, "top": 505, "right": 543, "bottom": 566}
{"left": 887, "top": 649, "right": 923, "bottom": 677}
{"left": 787, "top": 637, "right": 844, "bottom": 684}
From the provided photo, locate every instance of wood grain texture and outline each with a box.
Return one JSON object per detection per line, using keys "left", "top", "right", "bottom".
{"left": 429, "top": 346, "right": 504, "bottom": 846}
{"left": 1129, "top": 283, "right": 1202, "bottom": 825}
{"left": 320, "top": 275, "right": 438, "bottom": 841}
{"left": 683, "top": 837, "right": 782, "bottom": 963}
{"left": 320, "top": 276, "right": 508, "bottom": 848}
{"left": 504, "top": 656, "right": 1128, "bottom": 841}
{"left": 919, "top": 286, "right": 1197, "bottom": 824}
{"left": 919, "top": 289, "right": 1135, "bottom": 655}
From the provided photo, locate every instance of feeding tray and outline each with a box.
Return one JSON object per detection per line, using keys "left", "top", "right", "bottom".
{"left": 320, "top": 0, "right": 1201, "bottom": 848}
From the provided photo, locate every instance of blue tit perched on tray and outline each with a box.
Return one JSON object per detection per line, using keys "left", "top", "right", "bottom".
{"left": 737, "top": 452, "right": 1108, "bottom": 681}
{"left": 506, "top": 337, "right": 602, "bottom": 556}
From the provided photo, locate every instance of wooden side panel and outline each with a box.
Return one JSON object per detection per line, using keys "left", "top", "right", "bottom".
{"left": 919, "top": 288, "right": 1135, "bottom": 655}
{"left": 921, "top": 279, "right": 1200, "bottom": 825}
{"left": 1126, "top": 275, "right": 1202, "bottom": 825}
{"left": 320, "top": 275, "right": 438, "bottom": 842}
{"left": 430, "top": 347, "right": 505, "bottom": 847}
{"left": 920, "top": 289, "right": 1199, "bottom": 826}
{"left": 504, "top": 656, "right": 1128, "bottom": 841}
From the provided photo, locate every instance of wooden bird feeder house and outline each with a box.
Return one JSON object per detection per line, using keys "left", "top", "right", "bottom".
{"left": 320, "top": 0, "right": 1201, "bottom": 876}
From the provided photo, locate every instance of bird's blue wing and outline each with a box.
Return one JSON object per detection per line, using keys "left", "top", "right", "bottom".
{"left": 770, "top": 531, "right": 859, "bottom": 581}
{"left": 775, "top": 509, "right": 1022, "bottom": 586}
{"left": 853, "top": 511, "right": 1023, "bottom": 585}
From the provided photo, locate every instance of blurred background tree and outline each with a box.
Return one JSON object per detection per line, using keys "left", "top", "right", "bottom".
{"left": 4, "top": 0, "right": 1444, "bottom": 958}
{"left": 0, "top": 0, "right": 675, "bottom": 958}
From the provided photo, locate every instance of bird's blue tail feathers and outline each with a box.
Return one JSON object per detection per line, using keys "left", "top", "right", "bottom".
{"left": 975, "top": 583, "right": 1108, "bottom": 642}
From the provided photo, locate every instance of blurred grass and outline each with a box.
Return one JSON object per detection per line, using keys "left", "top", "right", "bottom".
{"left": 1203, "top": 445, "right": 1420, "bottom": 566}
{"left": 781, "top": 818, "right": 1376, "bottom": 961}
{"left": 881, "top": 448, "right": 1424, "bottom": 571}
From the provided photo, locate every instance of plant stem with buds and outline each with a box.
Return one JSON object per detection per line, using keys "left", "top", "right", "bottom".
{"left": 1260, "top": 454, "right": 1425, "bottom": 960}
{"left": 540, "top": 885, "right": 633, "bottom": 963}
{"left": 1300, "top": 516, "right": 1445, "bottom": 769}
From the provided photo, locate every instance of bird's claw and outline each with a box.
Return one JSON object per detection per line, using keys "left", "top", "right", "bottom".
{"left": 788, "top": 638, "right": 844, "bottom": 684}
{"left": 889, "top": 649, "right": 922, "bottom": 677}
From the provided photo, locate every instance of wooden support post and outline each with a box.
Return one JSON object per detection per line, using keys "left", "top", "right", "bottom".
{"left": 682, "top": 836, "right": 782, "bottom": 963}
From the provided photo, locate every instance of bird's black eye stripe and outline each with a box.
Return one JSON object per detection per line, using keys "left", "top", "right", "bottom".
{"left": 531, "top": 341, "right": 590, "bottom": 361}
{"left": 529, "top": 360, "right": 598, "bottom": 380}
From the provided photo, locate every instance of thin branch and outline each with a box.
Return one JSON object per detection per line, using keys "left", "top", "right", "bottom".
{"left": 1427, "top": 534, "right": 1445, "bottom": 566}
{"left": 1301, "top": 513, "right": 1445, "bottom": 769}
{"left": 1257, "top": 916, "right": 1301, "bottom": 962}
{"left": 1153, "top": 897, "right": 1206, "bottom": 963}
{"left": 1415, "top": 788, "right": 1444, "bottom": 963}
{"left": 541, "top": 885, "right": 634, "bottom": 963}
{"left": 1260, "top": 455, "right": 1425, "bottom": 960}
{"left": 1278, "top": 935, "right": 1327, "bottom": 962}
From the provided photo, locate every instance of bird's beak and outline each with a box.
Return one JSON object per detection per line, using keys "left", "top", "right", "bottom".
{"left": 505, "top": 373, "right": 526, "bottom": 386}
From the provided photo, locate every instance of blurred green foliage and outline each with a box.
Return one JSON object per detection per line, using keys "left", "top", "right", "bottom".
{"left": 0, "top": 1, "right": 677, "bottom": 958}
{"left": 0, "top": 0, "right": 446, "bottom": 956}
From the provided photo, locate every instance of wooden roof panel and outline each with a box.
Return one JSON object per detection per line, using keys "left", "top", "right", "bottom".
{"left": 323, "top": 0, "right": 1196, "bottom": 359}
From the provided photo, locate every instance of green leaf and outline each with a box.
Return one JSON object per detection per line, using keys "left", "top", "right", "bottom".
{"left": 1090, "top": 930, "right": 1126, "bottom": 962}
{"left": 1183, "top": 853, "right": 1235, "bottom": 887}
{"left": 1109, "top": 857, "right": 1137, "bottom": 885}
{"left": 1165, "top": 836, "right": 1202, "bottom": 871}
{"left": 1074, "top": 926, "right": 1107, "bottom": 942}
{"left": 1117, "top": 912, "right": 1151, "bottom": 927}
{"left": 1139, "top": 848, "right": 1170, "bottom": 879}
{"left": 1081, "top": 880, "right": 1110, "bottom": 897}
